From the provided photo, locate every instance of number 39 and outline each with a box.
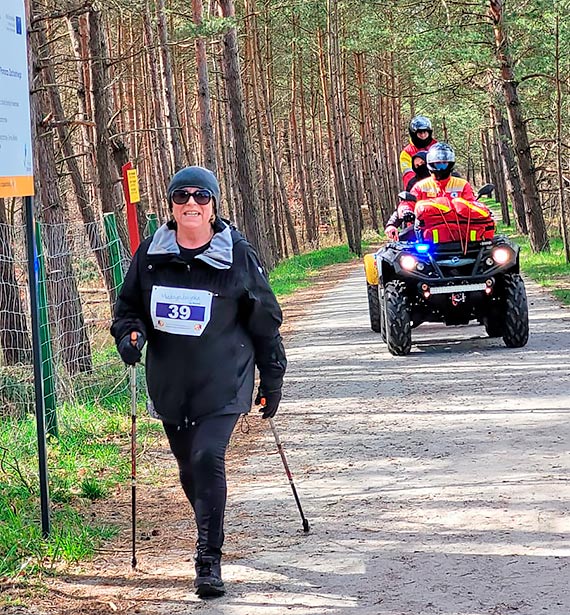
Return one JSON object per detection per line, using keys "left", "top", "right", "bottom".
{"left": 168, "top": 304, "right": 191, "bottom": 320}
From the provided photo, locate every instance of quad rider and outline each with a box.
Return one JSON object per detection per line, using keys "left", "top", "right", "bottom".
{"left": 412, "top": 142, "right": 476, "bottom": 202}
{"left": 412, "top": 143, "right": 494, "bottom": 246}
{"left": 399, "top": 115, "right": 437, "bottom": 189}
{"left": 385, "top": 143, "right": 489, "bottom": 242}
{"left": 384, "top": 198, "right": 417, "bottom": 242}
{"left": 385, "top": 151, "right": 431, "bottom": 241}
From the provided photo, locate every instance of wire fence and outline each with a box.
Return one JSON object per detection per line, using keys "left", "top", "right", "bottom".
{"left": 0, "top": 214, "right": 136, "bottom": 431}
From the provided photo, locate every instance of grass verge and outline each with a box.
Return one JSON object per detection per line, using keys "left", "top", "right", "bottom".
{"left": 492, "top": 210, "right": 570, "bottom": 306}
{"left": 269, "top": 243, "right": 363, "bottom": 297}
{"left": 0, "top": 359, "right": 161, "bottom": 583}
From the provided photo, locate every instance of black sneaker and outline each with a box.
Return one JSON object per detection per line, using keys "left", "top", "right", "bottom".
{"left": 194, "top": 553, "right": 225, "bottom": 598}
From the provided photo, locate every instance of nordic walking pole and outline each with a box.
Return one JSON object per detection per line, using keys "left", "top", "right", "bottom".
{"left": 129, "top": 332, "right": 138, "bottom": 569}
{"left": 267, "top": 416, "right": 310, "bottom": 533}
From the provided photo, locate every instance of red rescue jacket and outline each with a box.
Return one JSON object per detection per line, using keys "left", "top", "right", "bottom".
{"left": 411, "top": 175, "right": 476, "bottom": 202}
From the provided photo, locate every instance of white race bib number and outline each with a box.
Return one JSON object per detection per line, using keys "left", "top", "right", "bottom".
{"left": 150, "top": 286, "right": 213, "bottom": 336}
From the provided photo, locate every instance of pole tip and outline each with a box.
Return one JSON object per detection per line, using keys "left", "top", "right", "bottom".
{"left": 302, "top": 519, "right": 310, "bottom": 533}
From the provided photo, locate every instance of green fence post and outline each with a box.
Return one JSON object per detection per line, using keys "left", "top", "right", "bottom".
{"left": 35, "top": 221, "right": 58, "bottom": 438}
{"left": 103, "top": 213, "right": 125, "bottom": 292}
{"left": 145, "top": 213, "right": 158, "bottom": 238}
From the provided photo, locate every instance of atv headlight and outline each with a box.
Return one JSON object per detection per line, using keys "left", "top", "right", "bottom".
{"left": 400, "top": 254, "right": 418, "bottom": 271}
{"left": 492, "top": 247, "right": 512, "bottom": 265}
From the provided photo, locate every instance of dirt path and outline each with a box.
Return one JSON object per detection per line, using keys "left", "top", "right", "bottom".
{"left": 5, "top": 259, "right": 570, "bottom": 615}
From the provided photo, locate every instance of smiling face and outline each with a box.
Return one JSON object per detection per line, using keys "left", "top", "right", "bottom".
{"left": 171, "top": 186, "right": 215, "bottom": 235}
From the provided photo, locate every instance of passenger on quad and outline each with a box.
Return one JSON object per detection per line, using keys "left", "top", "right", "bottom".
{"left": 405, "top": 151, "right": 430, "bottom": 191}
{"left": 384, "top": 198, "right": 417, "bottom": 242}
{"left": 399, "top": 115, "right": 437, "bottom": 189}
{"left": 385, "top": 143, "right": 490, "bottom": 243}
{"left": 385, "top": 151, "right": 430, "bottom": 241}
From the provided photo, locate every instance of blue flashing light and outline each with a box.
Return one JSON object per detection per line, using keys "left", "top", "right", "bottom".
{"left": 415, "top": 243, "right": 430, "bottom": 254}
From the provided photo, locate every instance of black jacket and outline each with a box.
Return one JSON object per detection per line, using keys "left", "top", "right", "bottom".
{"left": 111, "top": 218, "right": 286, "bottom": 426}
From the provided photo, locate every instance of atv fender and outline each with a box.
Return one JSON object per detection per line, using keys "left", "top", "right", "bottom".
{"left": 363, "top": 253, "right": 379, "bottom": 286}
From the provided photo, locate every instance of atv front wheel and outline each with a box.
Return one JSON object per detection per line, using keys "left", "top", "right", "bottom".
{"left": 379, "top": 287, "right": 387, "bottom": 342}
{"left": 384, "top": 281, "right": 411, "bottom": 355}
{"left": 502, "top": 274, "right": 529, "bottom": 348}
{"left": 483, "top": 309, "right": 504, "bottom": 338}
{"left": 367, "top": 283, "right": 382, "bottom": 333}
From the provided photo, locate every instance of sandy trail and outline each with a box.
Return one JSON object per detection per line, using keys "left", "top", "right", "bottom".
{"left": 6, "top": 261, "right": 569, "bottom": 615}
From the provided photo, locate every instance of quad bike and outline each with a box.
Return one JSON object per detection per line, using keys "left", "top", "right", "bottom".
{"left": 364, "top": 185, "right": 529, "bottom": 356}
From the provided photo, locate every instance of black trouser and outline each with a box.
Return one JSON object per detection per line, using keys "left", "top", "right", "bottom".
{"left": 163, "top": 413, "right": 240, "bottom": 556}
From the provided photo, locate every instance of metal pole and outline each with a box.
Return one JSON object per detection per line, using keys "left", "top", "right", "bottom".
{"left": 25, "top": 195, "right": 51, "bottom": 538}
{"left": 35, "top": 220, "right": 57, "bottom": 437}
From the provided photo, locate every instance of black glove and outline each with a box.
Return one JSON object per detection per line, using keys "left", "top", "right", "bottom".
{"left": 117, "top": 331, "right": 145, "bottom": 365}
{"left": 254, "top": 386, "right": 282, "bottom": 419}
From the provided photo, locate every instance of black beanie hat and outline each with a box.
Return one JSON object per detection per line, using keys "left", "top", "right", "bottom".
{"left": 167, "top": 166, "right": 220, "bottom": 211}
{"left": 412, "top": 151, "right": 430, "bottom": 179}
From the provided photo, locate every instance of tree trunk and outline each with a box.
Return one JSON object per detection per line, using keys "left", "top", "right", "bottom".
{"left": 489, "top": 100, "right": 527, "bottom": 234}
{"left": 192, "top": 0, "right": 218, "bottom": 171}
{"left": 243, "top": 3, "right": 280, "bottom": 258}
{"left": 245, "top": 0, "right": 298, "bottom": 255}
{"left": 0, "top": 200, "right": 32, "bottom": 365}
{"left": 554, "top": 12, "right": 570, "bottom": 263}
{"left": 66, "top": 14, "right": 99, "bottom": 209}
{"left": 326, "top": 3, "right": 360, "bottom": 254}
{"left": 213, "top": 43, "right": 235, "bottom": 221}
{"left": 218, "top": 0, "right": 275, "bottom": 269}
{"left": 142, "top": 0, "right": 171, "bottom": 204}
{"left": 290, "top": 21, "right": 315, "bottom": 246}
{"left": 486, "top": 109, "right": 510, "bottom": 225}
{"left": 339, "top": 46, "right": 362, "bottom": 253}
{"left": 488, "top": 0, "right": 549, "bottom": 252}
{"left": 297, "top": 45, "right": 319, "bottom": 246}
{"left": 44, "top": 17, "right": 115, "bottom": 296}
{"left": 354, "top": 52, "right": 380, "bottom": 231}
{"left": 317, "top": 26, "right": 346, "bottom": 243}
{"left": 377, "top": 56, "right": 399, "bottom": 221}
{"left": 480, "top": 129, "right": 492, "bottom": 185}
{"left": 87, "top": 6, "right": 130, "bottom": 252}
{"left": 30, "top": 14, "right": 92, "bottom": 375}
{"left": 156, "top": 0, "right": 185, "bottom": 170}
{"left": 319, "top": 7, "right": 360, "bottom": 255}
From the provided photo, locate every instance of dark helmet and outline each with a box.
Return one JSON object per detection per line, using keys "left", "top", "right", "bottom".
{"left": 426, "top": 142, "right": 455, "bottom": 180}
{"left": 408, "top": 115, "right": 433, "bottom": 148}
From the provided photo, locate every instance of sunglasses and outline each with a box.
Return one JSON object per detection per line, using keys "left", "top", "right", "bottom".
{"left": 171, "top": 189, "right": 213, "bottom": 206}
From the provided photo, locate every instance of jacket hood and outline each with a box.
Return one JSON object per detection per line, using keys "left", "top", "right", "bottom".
{"left": 147, "top": 217, "right": 233, "bottom": 270}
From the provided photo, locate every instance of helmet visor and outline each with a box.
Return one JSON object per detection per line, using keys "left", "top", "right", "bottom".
{"left": 429, "top": 162, "right": 450, "bottom": 171}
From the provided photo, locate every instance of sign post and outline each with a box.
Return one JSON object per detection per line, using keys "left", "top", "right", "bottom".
{"left": 122, "top": 162, "right": 141, "bottom": 254}
{"left": 1, "top": 0, "right": 50, "bottom": 536}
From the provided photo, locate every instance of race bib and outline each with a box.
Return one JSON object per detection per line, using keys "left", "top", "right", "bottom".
{"left": 150, "top": 286, "right": 213, "bottom": 336}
